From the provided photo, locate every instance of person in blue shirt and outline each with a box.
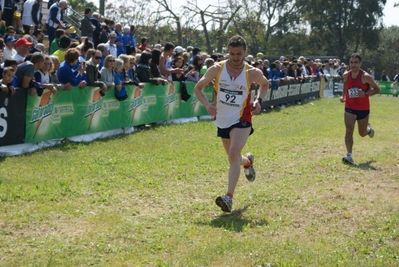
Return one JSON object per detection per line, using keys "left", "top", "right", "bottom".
{"left": 114, "top": 23, "right": 125, "bottom": 56}
{"left": 56, "top": 48, "right": 87, "bottom": 88}
{"left": 129, "top": 25, "right": 136, "bottom": 49}
{"left": 268, "top": 62, "right": 281, "bottom": 90}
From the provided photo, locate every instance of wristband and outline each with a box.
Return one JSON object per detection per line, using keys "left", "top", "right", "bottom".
{"left": 365, "top": 91, "right": 369, "bottom": 96}
{"left": 256, "top": 97, "right": 262, "bottom": 104}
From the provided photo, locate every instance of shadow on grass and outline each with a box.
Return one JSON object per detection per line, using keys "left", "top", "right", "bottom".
{"left": 198, "top": 205, "right": 269, "bottom": 232}
{"left": 355, "top": 160, "right": 378, "bottom": 170}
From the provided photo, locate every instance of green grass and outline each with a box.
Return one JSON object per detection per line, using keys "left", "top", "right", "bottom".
{"left": 1, "top": 96, "right": 399, "bottom": 266}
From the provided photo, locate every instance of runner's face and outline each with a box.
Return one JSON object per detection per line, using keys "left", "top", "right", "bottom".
{"left": 349, "top": 57, "right": 361, "bottom": 71}
{"left": 228, "top": 46, "right": 246, "bottom": 67}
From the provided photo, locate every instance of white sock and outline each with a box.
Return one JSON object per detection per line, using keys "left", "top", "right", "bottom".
{"left": 347, "top": 153, "right": 352, "bottom": 158}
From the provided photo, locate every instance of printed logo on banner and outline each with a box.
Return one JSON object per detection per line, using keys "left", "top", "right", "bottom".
{"left": 85, "top": 88, "right": 103, "bottom": 129}
{"left": 30, "top": 91, "right": 53, "bottom": 137}
{"left": 164, "top": 83, "right": 176, "bottom": 107}
{"left": 129, "top": 86, "right": 143, "bottom": 122}
{"left": 0, "top": 106, "right": 7, "bottom": 138}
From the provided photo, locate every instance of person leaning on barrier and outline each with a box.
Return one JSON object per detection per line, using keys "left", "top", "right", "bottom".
{"left": 56, "top": 48, "right": 87, "bottom": 88}
{"left": 0, "top": 66, "right": 16, "bottom": 96}
{"left": 136, "top": 51, "right": 168, "bottom": 85}
{"left": 48, "top": 55, "right": 72, "bottom": 91}
{"left": 34, "top": 55, "right": 57, "bottom": 95}
{"left": 100, "top": 54, "right": 116, "bottom": 88}
{"left": 16, "top": 52, "right": 56, "bottom": 96}
{"left": 86, "top": 49, "right": 107, "bottom": 95}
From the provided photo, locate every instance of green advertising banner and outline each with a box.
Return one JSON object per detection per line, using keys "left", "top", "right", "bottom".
{"left": 25, "top": 82, "right": 214, "bottom": 143}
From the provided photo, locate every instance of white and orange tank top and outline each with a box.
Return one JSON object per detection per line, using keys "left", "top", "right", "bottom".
{"left": 214, "top": 60, "right": 252, "bottom": 128}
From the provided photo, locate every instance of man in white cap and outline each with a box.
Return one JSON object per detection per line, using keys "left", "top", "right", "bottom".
{"left": 3, "top": 36, "right": 17, "bottom": 60}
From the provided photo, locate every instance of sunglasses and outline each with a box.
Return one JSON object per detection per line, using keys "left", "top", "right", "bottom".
{"left": 95, "top": 56, "right": 102, "bottom": 60}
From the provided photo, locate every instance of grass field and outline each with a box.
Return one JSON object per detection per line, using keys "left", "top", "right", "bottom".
{"left": 1, "top": 96, "right": 398, "bottom": 267}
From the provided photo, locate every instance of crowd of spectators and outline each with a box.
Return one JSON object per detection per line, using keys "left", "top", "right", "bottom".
{"left": 0, "top": 1, "right": 384, "bottom": 102}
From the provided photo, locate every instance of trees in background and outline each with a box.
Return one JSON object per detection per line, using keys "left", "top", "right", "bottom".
{"left": 99, "top": 0, "right": 396, "bottom": 72}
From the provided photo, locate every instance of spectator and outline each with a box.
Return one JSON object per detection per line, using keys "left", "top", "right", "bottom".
{"left": 56, "top": 48, "right": 86, "bottom": 88}
{"left": 150, "top": 48, "right": 162, "bottom": 78}
{"left": 22, "top": 0, "right": 42, "bottom": 34}
{"left": 85, "top": 49, "right": 106, "bottom": 95}
{"left": 192, "top": 55, "right": 203, "bottom": 73}
{"left": 16, "top": 52, "right": 56, "bottom": 95}
{"left": 49, "top": 55, "right": 72, "bottom": 91}
{"left": 46, "top": 0, "right": 68, "bottom": 45}
{"left": 90, "top": 12, "right": 101, "bottom": 47}
{"left": 2, "top": 0, "right": 14, "bottom": 28}
{"left": 27, "top": 26, "right": 36, "bottom": 45}
{"left": 77, "top": 38, "right": 94, "bottom": 62}
{"left": 32, "top": 28, "right": 44, "bottom": 47}
{"left": 173, "top": 45, "right": 185, "bottom": 59}
{"left": 0, "top": 58, "right": 17, "bottom": 79}
{"left": 80, "top": 7, "right": 95, "bottom": 42}
{"left": 113, "top": 58, "right": 128, "bottom": 100}
{"left": 200, "top": 57, "right": 214, "bottom": 77}
{"left": 188, "top": 47, "right": 200, "bottom": 64}
{"left": 114, "top": 23, "right": 124, "bottom": 56}
{"left": 261, "top": 59, "right": 269, "bottom": 79}
{"left": 34, "top": 55, "right": 52, "bottom": 84}
{"left": 184, "top": 64, "right": 199, "bottom": 83}
{"left": 98, "top": 24, "right": 109, "bottom": 44}
{"left": 0, "top": 21, "right": 6, "bottom": 37}
{"left": 3, "top": 35, "right": 16, "bottom": 60}
{"left": 121, "top": 26, "right": 131, "bottom": 54}
{"left": 159, "top": 42, "right": 183, "bottom": 80}
{"left": 49, "top": 29, "right": 65, "bottom": 55}
{"left": 127, "top": 55, "right": 142, "bottom": 86}
{"left": 53, "top": 35, "right": 71, "bottom": 63}
{"left": 106, "top": 32, "right": 117, "bottom": 58}
{"left": 369, "top": 66, "right": 375, "bottom": 80}
{"left": 128, "top": 25, "right": 136, "bottom": 50}
{"left": 171, "top": 56, "right": 186, "bottom": 82}
{"left": 100, "top": 54, "right": 116, "bottom": 89}
{"left": 136, "top": 51, "right": 167, "bottom": 85}
{"left": 3, "top": 26, "right": 15, "bottom": 39}
{"left": 182, "top": 52, "right": 190, "bottom": 67}
{"left": 0, "top": 66, "right": 16, "bottom": 96}
{"left": 286, "top": 62, "right": 298, "bottom": 80}
{"left": 392, "top": 70, "right": 399, "bottom": 82}
{"left": 337, "top": 63, "right": 347, "bottom": 77}
{"left": 96, "top": 43, "right": 109, "bottom": 70}
{"left": 381, "top": 70, "right": 390, "bottom": 81}
{"left": 138, "top": 37, "right": 148, "bottom": 52}
{"left": 14, "top": 38, "right": 33, "bottom": 63}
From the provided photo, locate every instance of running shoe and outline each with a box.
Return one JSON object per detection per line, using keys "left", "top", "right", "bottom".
{"left": 342, "top": 155, "right": 355, "bottom": 165}
{"left": 215, "top": 195, "right": 232, "bottom": 212}
{"left": 368, "top": 123, "right": 375, "bottom": 138}
{"left": 244, "top": 152, "right": 256, "bottom": 182}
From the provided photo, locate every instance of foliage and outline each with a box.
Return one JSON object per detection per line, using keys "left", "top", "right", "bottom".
{"left": 68, "top": 0, "right": 97, "bottom": 13}
{"left": 296, "top": 0, "right": 386, "bottom": 60}
{"left": 363, "top": 26, "right": 399, "bottom": 79}
{"left": 104, "top": 0, "right": 151, "bottom": 27}
{"left": 1, "top": 97, "right": 399, "bottom": 266}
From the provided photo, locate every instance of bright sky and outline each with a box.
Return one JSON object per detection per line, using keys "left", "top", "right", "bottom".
{"left": 92, "top": 0, "right": 398, "bottom": 27}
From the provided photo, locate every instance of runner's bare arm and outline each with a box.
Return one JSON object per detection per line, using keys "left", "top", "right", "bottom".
{"left": 194, "top": 65, "right": 220, "bottom": 115}
{"left": 340, "top": 72, "right": 349, "bottom": 102}
{"left": 250, "top": 68, "right": 269, "bottom": 114}
{"left": 363, "top": 73, "right": 381, "bottom": 96}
